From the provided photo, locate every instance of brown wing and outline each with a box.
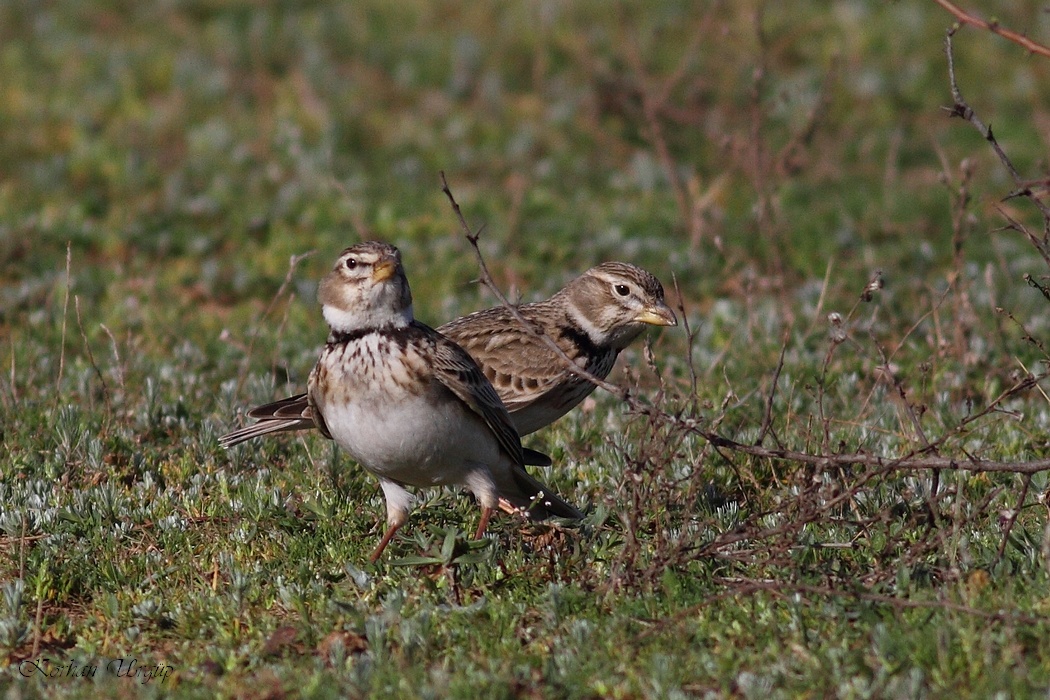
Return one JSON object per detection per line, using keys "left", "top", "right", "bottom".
{"left": 440, "top": 305, "right": 614, "bottom": 435}
{"left": 439, "top": 305, "right": 578, "bottom": 413}
{"left": 425, "top": 322, "right": 526, "bottom": 467}
{"left": 423, "top": 322, "right": 581, "bottom": 520}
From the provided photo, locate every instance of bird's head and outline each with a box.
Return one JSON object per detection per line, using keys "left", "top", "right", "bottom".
{"left": 318, "top": 241, "right": 414, "bottom": 332}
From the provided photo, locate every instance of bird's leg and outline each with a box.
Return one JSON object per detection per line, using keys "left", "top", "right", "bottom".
{"left": 373, "top": 480, "right": 412, "bottom": 562}
{"left": 473, "top": 506, "right": 493, "bottom": 540}
{"left": 369, "top": 524, "right": 402, "bottom": 562}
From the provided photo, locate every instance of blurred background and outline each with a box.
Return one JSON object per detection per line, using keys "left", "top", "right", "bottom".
{"left": 4, "top": 2, "right": 1049, "bottom": 391}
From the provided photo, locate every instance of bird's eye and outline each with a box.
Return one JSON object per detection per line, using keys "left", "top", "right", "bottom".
{"left": 344, "top": 258, "right": 358, "bottom": 270}
{"left": 614, "top": 284, "right": 630, "bottom": 297}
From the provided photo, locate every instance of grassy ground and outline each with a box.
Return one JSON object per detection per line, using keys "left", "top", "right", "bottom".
{"left": 3, "top": 1, "right": 1050, "bottom": 697}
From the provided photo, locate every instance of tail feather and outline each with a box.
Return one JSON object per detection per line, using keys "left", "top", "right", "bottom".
{"left": 503, "top": 468, "right": 583, "bottom": 520}
{"left": 218, "top": 418, "right": 314, "bottom": 449}
{"left": 522, "top": 447, "right": 552, "bottom": 467}
{"left": 247, "top": 393, "right": 312, "bottom": 420}
{"left": 219, "top": 393, "right": 316, "bottom": 449}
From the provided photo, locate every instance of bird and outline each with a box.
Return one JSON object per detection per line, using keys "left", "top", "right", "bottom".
{"left": 218, "top": 261, "right": 676, "bottom": 447}
{"left": 439, "top": 261, "right": 677, "bottom": 435}
{"left": 268, "top": 241, "right": 582, "bottom": 561}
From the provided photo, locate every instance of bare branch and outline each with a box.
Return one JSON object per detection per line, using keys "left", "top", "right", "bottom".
{"left": 933, "top": 0, "right": 1050, "bottom": 58}
{"left": 755, "top": 330, "right": 789, "bottom": 447}
{"left": 943, "top": 30, "right": 1050, "bottom": 226}
{"left": 996, "top": 473, "right": 1032, "bottom": 563}
{"left": 440, "top": 172, "right": 635, "bottom": 407}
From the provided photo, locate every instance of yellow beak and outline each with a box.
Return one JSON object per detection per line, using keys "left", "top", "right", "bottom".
{"left": 634, "top": 302, "right": 677, "bottom": 327}
{"left": 372, "top": 259, "right": 398, "bottom": 283}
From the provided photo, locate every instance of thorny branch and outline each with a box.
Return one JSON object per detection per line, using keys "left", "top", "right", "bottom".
{"left": 440, "top": 172, "right": 1050, "bottom": 476}
{"left": 440, "top": 171, "right": 639, "bottom": 409}
{"left": 932, "top": 0, "right": 1050, "bottom": 59}
{"left": 754, "top": 331, "right": 788, "bottom": 448}
{"left": 943, "top": 30, "right": 1050, "bottom": 226}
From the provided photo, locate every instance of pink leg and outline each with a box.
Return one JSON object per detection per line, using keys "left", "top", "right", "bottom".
{"left": 369, "top": 524, "right": 402, "bottom": 562}
{"left": 473, "top": 506, "right": 493, "bottom": 540}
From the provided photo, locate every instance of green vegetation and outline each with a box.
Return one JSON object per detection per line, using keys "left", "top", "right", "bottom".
{"left": 3, "top": 1, "right": 1050, "bottom": 697}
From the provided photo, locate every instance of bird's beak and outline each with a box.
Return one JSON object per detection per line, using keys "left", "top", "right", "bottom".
{"left": 372, "top": 258, "right": 398, "bottom": 283}
{"left": 634, "top": 302, "right": 677, "bottom": 327}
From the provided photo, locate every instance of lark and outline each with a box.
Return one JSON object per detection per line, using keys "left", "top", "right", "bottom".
{"left": 259, "top": 241, "right": 582, "bottom": 560}
{"left": 441, "top": 262, "right": 676, "bottom": 434}
{"left": 219, "top": 262, "right": 675, "bottom": 446}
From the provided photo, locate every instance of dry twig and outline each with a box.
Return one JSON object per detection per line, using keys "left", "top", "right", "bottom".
{"left": 943, "top": 30, "right": 1050, "bottom": 227}
{"left": 933, "top": 0, "right": 1050, "bottom": 59}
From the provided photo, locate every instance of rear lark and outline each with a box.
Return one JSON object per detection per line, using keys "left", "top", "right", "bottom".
{"left": 220, "top": 261, "right": 676, "bottom": 447}
{"left": 248, "top": 242, "right": 581, "bottom": 560}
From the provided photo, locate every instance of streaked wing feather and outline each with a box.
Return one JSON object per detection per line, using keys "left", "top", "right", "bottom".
{"left": 423, "top": 322, "right": 525, "bottom": 467}
{"left": 426, "top": 325, "right": 580, "bottom": 520}
{"left": 439, "top": 309, "right": 573, "bottom": 411}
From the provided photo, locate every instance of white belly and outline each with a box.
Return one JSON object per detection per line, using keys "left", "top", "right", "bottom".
{"left": 312, "top": 338, "right": 504, "bottom": 487}
{"left": 327, "top": 393, "right": 500, "bottom": 486}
